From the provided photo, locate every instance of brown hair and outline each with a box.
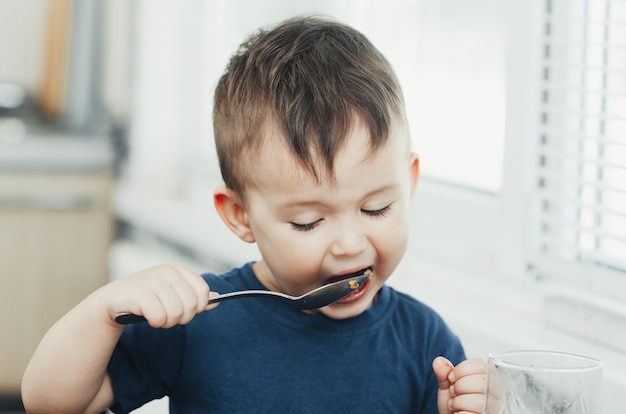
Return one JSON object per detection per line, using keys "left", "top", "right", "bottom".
{"left": 213, "top": 16, "right": 404, "bottom": 198}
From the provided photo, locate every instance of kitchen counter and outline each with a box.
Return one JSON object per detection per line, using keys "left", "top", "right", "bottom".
{"left": 0, "top": 127, "right": 117, "bottom": 394}
{"left": 0, "top": 133, "right": 114, "bottom": 173}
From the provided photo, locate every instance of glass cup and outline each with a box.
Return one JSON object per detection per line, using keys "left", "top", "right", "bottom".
{"left": 484, "top": 350, "right": 603, "bottom": 414}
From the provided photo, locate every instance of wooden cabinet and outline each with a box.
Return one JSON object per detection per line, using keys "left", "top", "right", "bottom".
{"left": 0, "top": 172, "right": 114, "bottom": 393}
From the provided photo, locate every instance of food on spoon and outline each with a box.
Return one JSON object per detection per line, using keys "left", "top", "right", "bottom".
{"left": 348, "top": 269, "right": 373, "bottom": 289}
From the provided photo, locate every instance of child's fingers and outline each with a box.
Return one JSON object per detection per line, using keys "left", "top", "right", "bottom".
{"left": 179, "top": 267, "right": 220, "bottom": 312}
{"left": 180, "top": 268, "right": 213, "bottom": 313}
{"left": 432, "top": 356, "right": 453, "bottom": 390}
{"left": 448, "top": 392, "right": 485, "bottom": 413}
{"left": 447, "top": 359, "right": 487, "bottom": 414}
{"left": 160, "top": 266, "right": 217, "bottom": 324}
{"left": 137, "top": 293, "right": 171, "bottom": 328}
{"left": 450, "top": 358, "right": 487, "bottom": 381}
{"left": 106, "top": 264, "right": 219, "bottom": 327}
{"left": 170, "top": 268, "right": 211, "bottom": 323}
{"left": 449, "top": 411, "right": 481, "bottom": 414}
{"left": 450, "top": 373, "right": 487, "bottom": 396}
{"left": 206, "top": 291, "right": 221, "bottom": 311}
{"left": 148, "top": 283, "right": 187, "bottom": 328}
{"left": 169, "top": 282, "right": 201, "bottom": 325}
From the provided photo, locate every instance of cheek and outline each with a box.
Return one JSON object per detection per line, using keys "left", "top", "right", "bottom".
{"left": 259, "top": 227, "right": 320, "bottom": 255}
{"left": 255, "top": 229, "right": 324, "bottom": 280}
{"left": 374, "top": 209, "right": 411, "bottom": 265}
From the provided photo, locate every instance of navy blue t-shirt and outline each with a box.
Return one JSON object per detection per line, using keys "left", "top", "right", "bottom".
{"left": 108, "top": 262, "right": 465, "bottom": 413}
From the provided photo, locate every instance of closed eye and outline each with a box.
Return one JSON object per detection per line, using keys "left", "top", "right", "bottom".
{"left": 362, "top": 204, "right": 392, "bottom": 217}
{"left": 290, "top": 219, "right": 322, "bottom": 232}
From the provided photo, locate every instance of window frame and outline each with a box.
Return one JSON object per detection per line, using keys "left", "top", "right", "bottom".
{"left": 406, "top": 0, "right": 540, "bottom": 283}
{"left": 406, "top": 0, "right": 626, "bottom": 357}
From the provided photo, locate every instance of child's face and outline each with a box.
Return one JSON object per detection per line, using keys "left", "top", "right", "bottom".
{"left": 238, "top": 117, "right": 418, "bottom": 320}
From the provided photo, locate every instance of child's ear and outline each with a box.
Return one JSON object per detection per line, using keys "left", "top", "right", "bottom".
{"left": 409, "top": 153, "right": 420, "bottom": 197}
{"left": 213, "top": 187, "right": 255, "bottom": 243}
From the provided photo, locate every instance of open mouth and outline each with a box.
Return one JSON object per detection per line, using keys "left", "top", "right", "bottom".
{"left": 333, "top": 267, "right": 374, "bottom": 305}
{"left": 327, "top": 267, "right": 372, "bottom": 285}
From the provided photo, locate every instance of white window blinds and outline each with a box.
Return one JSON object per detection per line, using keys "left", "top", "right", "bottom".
{"left": 530, "top": 0, "right": 626, "bottom": 303}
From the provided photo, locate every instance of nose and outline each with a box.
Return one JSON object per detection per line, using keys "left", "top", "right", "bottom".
{"left": 329, "top": 220, "right": 367, "bottom": 257}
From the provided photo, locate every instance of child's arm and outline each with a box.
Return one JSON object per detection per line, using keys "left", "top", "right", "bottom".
{"left": 21, "top": 264, "right": 217, "bottom": 413}
{"left": 432, "top": 356, "right": 487, "bottom": 414}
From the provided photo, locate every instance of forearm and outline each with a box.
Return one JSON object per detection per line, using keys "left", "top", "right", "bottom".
{"left": 22, "top": 263, "right": 214, "bottom": 412}
{"left": 21, "top": 289, "right": 124, "bottom": 413}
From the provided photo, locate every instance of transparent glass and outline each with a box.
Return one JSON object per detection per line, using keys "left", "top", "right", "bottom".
{"left": 484, "top": 350, "right": 603, "bottom": 414}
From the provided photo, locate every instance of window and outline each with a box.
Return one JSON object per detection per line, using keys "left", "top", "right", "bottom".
{"left": 407, "top": 0, "right": 507, "bottom": 193}
{"left": 179, "top": 0, "right": 508, "bottom": 194}
{"left": 529, "top": 0, "right": 626, "bottom": 305}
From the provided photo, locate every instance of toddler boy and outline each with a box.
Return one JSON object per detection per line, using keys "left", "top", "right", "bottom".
{"left": 22, "top": 16, "right": 486, "bottom": 413}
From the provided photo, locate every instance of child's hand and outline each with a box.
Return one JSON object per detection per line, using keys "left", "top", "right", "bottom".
{"left": 102, "top": 264, "right": 219, "bottom": 328}
{"left": 432, "top": 356, "right": 487, "bottom": 414}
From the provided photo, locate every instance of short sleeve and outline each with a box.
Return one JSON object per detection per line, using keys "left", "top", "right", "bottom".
{"left": 107, "top": 323, "right": 185, "bottom": 413}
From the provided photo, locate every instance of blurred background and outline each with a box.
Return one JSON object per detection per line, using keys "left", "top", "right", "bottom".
{"left": 0, "top": 0, "right": 624, "bottom": 412}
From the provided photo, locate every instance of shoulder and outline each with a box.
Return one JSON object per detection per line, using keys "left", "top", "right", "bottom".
{"left": 386, "top": 286, "right": 447, "bottom": 325}
{"left": 201, "top": 262, "right": 257, "bottom": 291}
{"left": 384, "top": 286, "right": 465, "bottom": 362}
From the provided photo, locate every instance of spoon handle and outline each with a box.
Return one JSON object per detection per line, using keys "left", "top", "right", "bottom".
{"left": 114, "top": 313, "right": 149, "bottom": 324}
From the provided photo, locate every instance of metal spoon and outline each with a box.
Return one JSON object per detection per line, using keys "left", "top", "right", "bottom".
{"left": 115, "top": 270, "right": 372, "bottom": 324}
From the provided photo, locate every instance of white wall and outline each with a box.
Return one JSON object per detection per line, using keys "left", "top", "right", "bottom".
{"left": 0, "top": 0, "right": 47, "bottom": 93}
